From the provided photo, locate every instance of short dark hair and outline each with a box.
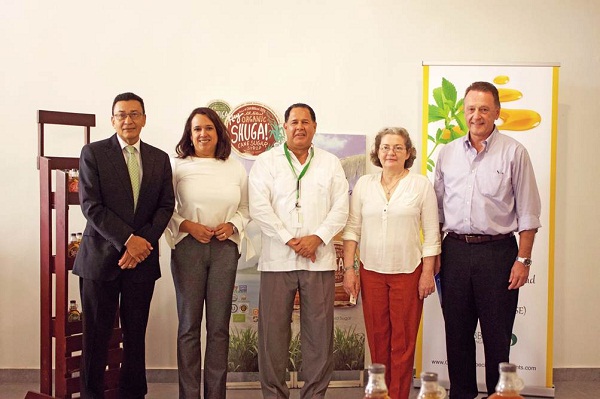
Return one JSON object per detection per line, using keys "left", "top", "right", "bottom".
{"left": 112, "top": 92, "right": 145, "bottom": 115}
{"left": 465, "top": 81, "right": 501, "bottom": 108}
{"left": 284, "top": 103, "right": 316, "bottom": 123}
{"left": 370, "top": 127, "right": 417, "bottom": 169}
{"left": 175, "top": 107, "right": 232, "bottom": 160}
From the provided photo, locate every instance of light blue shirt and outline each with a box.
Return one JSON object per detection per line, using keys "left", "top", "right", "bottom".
{"left": 434, "top": 127, "right": 541, "bottom": 235}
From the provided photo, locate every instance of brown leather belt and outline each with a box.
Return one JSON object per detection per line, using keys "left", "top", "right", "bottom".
{"left": 446, "top": 231, "right": 513, "bottom": 244}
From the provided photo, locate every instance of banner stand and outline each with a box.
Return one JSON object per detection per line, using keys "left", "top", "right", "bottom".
{"left": 417, "top": 62, "right": 558, "bottom": 397}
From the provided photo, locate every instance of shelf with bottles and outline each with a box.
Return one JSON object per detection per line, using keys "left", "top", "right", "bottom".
{"left": 33, "top": 109, "right": 96, "bottom": 399}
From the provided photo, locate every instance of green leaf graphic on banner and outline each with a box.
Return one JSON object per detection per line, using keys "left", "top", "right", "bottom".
{"left": 432, "top": 87, "right": 444, "bottom": 108}
{"left": 442, "top": 78, "right": 457, "bottom": 108}
{"left": 426, "top": 77, "right": 467, "bottom": 169}
{"left": 428, "top": 104, "right": 446, "bottom": 123}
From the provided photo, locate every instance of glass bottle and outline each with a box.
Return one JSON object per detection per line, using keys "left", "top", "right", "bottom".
{"left": 417, "top": 371, "right": 446, "bottom": 399}
{"left": 68, "top": 168, "right": 79, "bottom": 193}
{"left": 68, "top": 300, "right": 81, "bottom": 322}
{"left": 76, "top": 232, "right": 83, "bottom": 243}
{"left": 489, "top": 363, "right": 525, "bottom": 398}
{"left": 67, "top": 233, "right": 79, "bottom": 257}
{"left": 364, "top": 363, "right": 390, "bottom": 399}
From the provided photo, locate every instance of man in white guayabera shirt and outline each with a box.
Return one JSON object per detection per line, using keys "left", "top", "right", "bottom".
{"left": 249, "top": 103, "right": 349, "bottom": 399}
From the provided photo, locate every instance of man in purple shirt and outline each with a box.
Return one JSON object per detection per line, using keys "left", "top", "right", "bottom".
{"left": 434, "top": 81, "right": 541, "bottom": 399}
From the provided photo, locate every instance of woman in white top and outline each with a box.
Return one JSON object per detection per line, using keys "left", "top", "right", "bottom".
{"left": 342, "top": 127, "right": 440, "bottom": 399}
{"left": 166, "top": 107, "right": 249, "bottom": 399}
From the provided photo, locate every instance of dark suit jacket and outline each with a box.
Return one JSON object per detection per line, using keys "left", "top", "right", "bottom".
{"left": 73, "top": 134, "right": 175, "bottom": 282}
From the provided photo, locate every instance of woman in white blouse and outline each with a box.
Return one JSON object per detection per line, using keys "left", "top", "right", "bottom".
{"left": 166, "top": 107, "right": 249, "bottom": 399}
{"left": 342, "top": 127, "right": 440, "bottom": 399}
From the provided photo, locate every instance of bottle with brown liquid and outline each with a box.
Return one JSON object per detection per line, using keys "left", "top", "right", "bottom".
{"left": 489, "top": 362, "right": 525, "bottom": 398}
{"left": 68, "top": 169, "right": 79, "bottom": 193}
{"left": 67, "top": 233, "right": 79, "bottom": 258}
{"left": 417, "top": 371, "right": 446, "bottom": 399}
{"left": 68, "top": 300, "right": 81, "bottom": 322}
{"left": 363, "top": 363, "right": 390, "bottom": 399}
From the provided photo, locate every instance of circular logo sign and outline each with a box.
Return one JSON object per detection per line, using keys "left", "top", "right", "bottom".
{"left": 226, "top": 102, "right": 284, "bottom": 159}
{"left": 207, "top": 100, "right": 231, "bottom": 123}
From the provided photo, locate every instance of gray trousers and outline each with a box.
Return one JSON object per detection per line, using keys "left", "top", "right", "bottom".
{"left": 258, "top": 270, "right": 335, "bottom": 399}
{"left": 171, "top": 235, "right": 239, "bottom": 399}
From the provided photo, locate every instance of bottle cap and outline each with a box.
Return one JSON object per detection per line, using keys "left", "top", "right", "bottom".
{"left": 421, "top": 371, "right": 439, "bottom": 382}
{"left": 499, "top": 362, "right": 517, "bottom": 372}
{"left": 369, "top": 363, "right": 386, "bottom": 374}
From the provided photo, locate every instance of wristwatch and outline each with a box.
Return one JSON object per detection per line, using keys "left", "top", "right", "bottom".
{"left": 516, "top": 256, "right": 532, "bottom": 267}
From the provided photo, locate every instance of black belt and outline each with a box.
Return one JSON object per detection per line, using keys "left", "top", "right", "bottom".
{"left": 446, "top": 232, "right": 513, "bottom": 244}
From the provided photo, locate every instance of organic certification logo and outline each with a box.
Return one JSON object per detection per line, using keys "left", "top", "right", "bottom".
{"left": 207, "top": 100, "right": 231, "bottom": 123}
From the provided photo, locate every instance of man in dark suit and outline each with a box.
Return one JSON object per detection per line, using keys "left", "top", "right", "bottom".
{"left": 73, "top": 92, "right": 175, "bottom": 399}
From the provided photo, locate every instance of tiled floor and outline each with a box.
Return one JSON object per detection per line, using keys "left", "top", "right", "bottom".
{"left": 5, "top": 380, "right": 599, "bottom": 398}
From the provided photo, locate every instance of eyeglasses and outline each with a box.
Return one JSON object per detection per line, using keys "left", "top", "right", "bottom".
{"left": 379, "top": 144, "right": 406, "bottom": 153}
{"left": 113, "top": 112, "right": 144, "bottom": 121}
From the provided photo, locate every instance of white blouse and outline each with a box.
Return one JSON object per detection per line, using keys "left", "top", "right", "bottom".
{"left": 166, "top": 156, "right": 250, "bottom": 250}
{"left": 342, "top": 171, "right": 440, "bottom": 274}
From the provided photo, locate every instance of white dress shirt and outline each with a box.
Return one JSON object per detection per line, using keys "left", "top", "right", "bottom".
{"left": 249, "top": 145, "right": 349, "bottom": 272}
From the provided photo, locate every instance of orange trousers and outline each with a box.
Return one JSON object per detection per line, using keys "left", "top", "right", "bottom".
{"left": 360, "top": 264, "right": 423, "bottom": 399}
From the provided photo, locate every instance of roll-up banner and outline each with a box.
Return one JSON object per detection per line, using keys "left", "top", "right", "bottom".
{"left": 418, "top": 63, "right": 559, "bottom": 397}
{"left": 213, "top": 100, "right": 368, "bottom": 388}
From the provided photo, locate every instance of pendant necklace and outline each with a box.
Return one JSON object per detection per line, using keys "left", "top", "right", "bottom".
{"left": 382, "top": 169, "right": 408, "bottom": 197}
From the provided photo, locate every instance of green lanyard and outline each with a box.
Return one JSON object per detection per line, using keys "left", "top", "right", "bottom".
{"left": 283, "top": 143, "right": 314, "bottom": 208}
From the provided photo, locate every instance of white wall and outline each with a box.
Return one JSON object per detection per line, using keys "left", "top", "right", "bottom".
{"left": 1, "top": 0, "right": 598, "bottom": 369}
